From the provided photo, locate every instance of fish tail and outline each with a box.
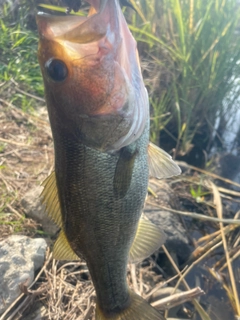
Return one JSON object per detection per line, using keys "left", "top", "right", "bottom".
{"left": 95, "top": 290, "right": 165, "bottom": 320}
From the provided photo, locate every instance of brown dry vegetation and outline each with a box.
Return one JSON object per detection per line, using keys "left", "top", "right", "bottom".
{"left": 0, "top": 84, "right": 53, "bottom": 240}
{"left": 0, "top": 86, "right": 240, "bottom": 319}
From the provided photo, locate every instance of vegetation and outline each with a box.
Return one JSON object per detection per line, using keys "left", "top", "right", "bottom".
{"left": 2, "top": 0, "right": 240, "bottom": 157}
{"left": 0, "top": 1, "right": 240, "bottom": 320}
{"left": 128, "top": 0, "right": 240, "bottom": 158}
{"left": 0, "top": 2, "right": 43, "bottom": 112}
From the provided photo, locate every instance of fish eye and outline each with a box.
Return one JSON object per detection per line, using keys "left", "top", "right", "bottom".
{"left": 45, "top": 58, "right": 68, "bottom": 82}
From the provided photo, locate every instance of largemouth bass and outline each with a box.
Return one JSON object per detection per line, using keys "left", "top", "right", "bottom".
{"left": 37, "top": 1, "right": 181, "bottom": 319}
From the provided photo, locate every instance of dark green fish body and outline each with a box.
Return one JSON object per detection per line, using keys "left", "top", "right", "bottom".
{"left": 37, "top": 0, "right": 181, "bottom": 318}
{"left": 54, "top": 123, "right": 149, "bottom": 313}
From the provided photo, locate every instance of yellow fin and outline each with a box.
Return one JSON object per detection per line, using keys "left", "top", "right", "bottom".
{"left": 148, "top": 142, "right": 181, "bottom": 179}
{"left": 113, "top": 146, "right": 137, "bottom": 199}
{"left": 41, "top": 171, "right": 62, "bottom": 227}
{"left": 129, "top": 218, "right": 166, "bottom": 264}
{"left": 95, "top": 290, "right": 165, "bottom": 320}
{"left": 53, "top": 230, "right": 80, "bottom": 260}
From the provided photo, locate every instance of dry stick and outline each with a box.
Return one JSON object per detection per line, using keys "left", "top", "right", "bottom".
{"left": 6, "top": 203, "right": 23, "bottom": 219}
{"left": 56, "top": 269, "right": 65, "bottom": 309}
{"left": 170, "top": 176, "right": 240, "bottom": 197}
{"left": 52, "top": 259, "right": 57, "bottom": 301}
{"left": 162, "top": 245, "right": 210, "bottom": 320}
{"left": 208, "top": 267, "right": 237, "bottom": 310}
{"left": 0, "top": 137, "right": 36, "bottom": 148}
{"left": 175, "top": 241, "right": 223, "bottom": 291}
{"left": 186, "top": 224, "right": 237, "bottom": 265}
{"left": 210, "top": 181, "right": 240, "bottom": 316}
{"left": 130, "top": 264, "right": 140, "bottom": 295}
{"left": 219, "top": 249, "right": 240, "bottom": 272}
{"left": 0, "top": 250, "right": 52, "bottom": 320}
{"left": 0, "top": 98, "right": 49, "bottom": 127}
{"left": 152, "top": 287, "right": 204, "bottom": 309}
{"left": 176, "top": 161, "right": 240, "bottom": 189}
{"left": 83, "top": 305, "right": 94, "bottom": 320}
{"left": 218, "top": 185, "right": 240, "bottom": 197}
{"left": 147, "top": 201, "right": 240, "bottom": 225}
{"left": 196, "top": 229, "right": 221, "bottom": 243}
{"left": 139, "top": 268, "right": 143, "bottom": 296}
{"left": 145, "top": 267, "right": 188, "bottom": 300}
{"left": 14, "top": 86, "right": 45, "bottom": 103}
{"left": 10, "top": 78, "right": 45, "bottom": 102}
{"left": 4, "top": 296, "right": 32, "bottom": 320}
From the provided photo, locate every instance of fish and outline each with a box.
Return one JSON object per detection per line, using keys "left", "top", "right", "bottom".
{"left": 36, "top": 0, "right": 181, "bottom": 319}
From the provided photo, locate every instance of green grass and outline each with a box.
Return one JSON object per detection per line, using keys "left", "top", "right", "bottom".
{"left": 128, "top": 0, "right": 240, "bottom": 155}
{"left": 0, "top": 4, "right": 44, "bottom": 110}
{"left": 2, "top": 0, "right": 240, "bottom": 155}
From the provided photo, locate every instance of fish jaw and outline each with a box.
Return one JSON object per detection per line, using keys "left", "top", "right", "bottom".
{"left": 37, "top": 0, "right": 148, "bottom": 152}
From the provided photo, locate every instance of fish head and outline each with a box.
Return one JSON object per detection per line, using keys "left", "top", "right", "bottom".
{"left": 37, "top": 0, "right": 149, "bottom": 151}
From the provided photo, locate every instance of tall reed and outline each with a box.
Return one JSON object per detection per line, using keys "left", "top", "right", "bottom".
{"left": 129, "top": 0, "right": 240, "bottom": 156}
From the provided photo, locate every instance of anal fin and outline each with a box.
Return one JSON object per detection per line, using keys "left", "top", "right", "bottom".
{"left": 53, "top": 230, "right": 80, "bottom": 260}
{"left": 148, "top": 142, "right": 181, "bottom": 179}
{"left": 129, "top": 217, "right": 166, "bottom": 264}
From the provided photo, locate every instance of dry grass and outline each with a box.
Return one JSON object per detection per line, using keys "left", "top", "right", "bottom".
{"left": 0, "top": 81, "right": 240, "bottom": 320}
{"left": 0, "top": 249, "right": 205, "bottom": 320}
{"left": 0, "top": 80, "right": 53, "bottom": 239}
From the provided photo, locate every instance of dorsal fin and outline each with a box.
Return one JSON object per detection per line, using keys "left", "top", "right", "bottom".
{"left": 148, "top": 142, "right": 181, "bottom": 179}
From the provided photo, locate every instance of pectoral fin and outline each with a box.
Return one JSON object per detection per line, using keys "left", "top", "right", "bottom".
{"left": 129, "top": 217, "right": 166, "bottom": 264}
{"left": 148, "top": 142, "right": 181, "bottom": 179}
{"left": 53, "top": 230, "right": 80, "bottom": 260}
{"left": 41, "top": 171, "right": 62, "bottom": 227}
{"left": 113, "top": 146, "right": 138, "bottom": 199}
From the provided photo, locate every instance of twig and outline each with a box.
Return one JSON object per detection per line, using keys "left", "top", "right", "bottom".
{"left": 175, "top": 241, "right": 223, "bottom": 290}
{"left": 147, "top": 201, "right": 240, "bottom": 225}
{"left": 130, "top": 264, "right": 139, "bottom": 294}
{"left": 83, "top": 304, "right": 94, "bottom": 320}
{"left": 162, "top": 245, "right": 210, "bottom": 320}
{"left": 6, "top": 203, "right": 23, "bottom": 219}
{"left": 219, "top": 248, "right": 240, "bottom": 272}
{"left": 0, "top": 137, "right": 35, "bottom": 148}
{"left": 14, "top": 87, "right": 45, "bottom": 103}
{"left": 151, "top": 287, "right": 204, "bottom": 309}
{"left": 176, "top": 161, "right": 240, "bottom": 188}
{"left": 145, "top": 267, "right": 188, "bottom": 300}
{"left": 211, "top": 181, "right": 240, "bottom": 316}
{"left": 10, "top": 78, "right": 45, "bottom": 102}
{"left": 186, "top": 224, "right": 237, "bottom": 265}
{"left": 0, "top": 250, "right": 52, "bottom": 320}
{"left": 196, "top": 229, "right": 221, "bottom": 243}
